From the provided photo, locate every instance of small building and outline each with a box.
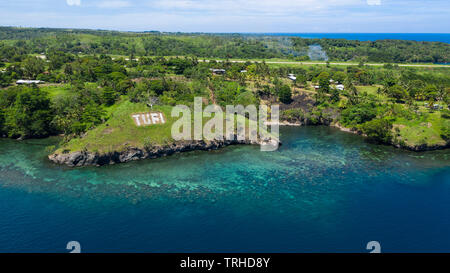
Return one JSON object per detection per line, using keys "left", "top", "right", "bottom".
{"left": 240, "top": 70, "right": 247, "bottom": 73}
{"left": 432, "top": 104, "right": 443, "bottom": 110}
{"left": 16, "top": 80, "right": 44, "bottom": 85}
{"left": 336, "top": 84, "right": 344, "bottom": 91}
{"left": 314, "top": 85, "right": 320, "bottom": 90}
{"left": 288, "top": 74, "right": 296, "bottom": 81}
{"left": 210, "top": 69, "right": 226, "bottom": 75}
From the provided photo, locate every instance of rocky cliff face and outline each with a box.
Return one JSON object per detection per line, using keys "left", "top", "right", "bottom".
{"left": 49, "top": 138, "right": 266, "bottom": 167}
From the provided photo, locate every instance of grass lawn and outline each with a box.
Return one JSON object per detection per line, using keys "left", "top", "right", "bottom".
{"left": 40, "top": 84, "right": 72, "bottom": 99}
{"left": 55, "top": 100, "right": 265, "bottom": 154}
{"left": 56, "top": 101, "right": 176, "bottom": 154}
{"left": 394, "top": 111, "right": 447, "bottom": 147}
{"left": 41, "top": 82, "right": 100, "bottom": 100}
{"left": 356, "top": 85, "right": 388, "bottom": 102}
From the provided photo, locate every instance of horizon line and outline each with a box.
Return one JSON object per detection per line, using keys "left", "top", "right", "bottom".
{"left": 1, "top": 26, "right": 450, "bottom": 35}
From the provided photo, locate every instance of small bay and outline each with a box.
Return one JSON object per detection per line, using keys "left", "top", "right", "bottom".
{"left": 0, "top": 126, "right": 449, "bottom": 253}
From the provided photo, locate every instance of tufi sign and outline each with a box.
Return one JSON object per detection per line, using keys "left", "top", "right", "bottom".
{"left": 132, "top": 112, "right": 166, "bottom": 126}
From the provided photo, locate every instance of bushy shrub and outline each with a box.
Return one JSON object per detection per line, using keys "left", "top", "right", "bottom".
{"left": 278, "top": 85, "right": 292, "bottom": 104}
{"left": 340, "top": 103, "right": 377, "bottom": 126}
{"left": 441, "top": 120, "right": 450, "bottom": 141}
{"left": 360, "top": 118, "right": 393, "bottom": 144}
{"left": 282, "top": 108, "right": 304, "bottom": 122}
{"left": 4, "top": 86, "right": 54, "bottom": 138}
{"left": 441, "top": 109, "right": 450, "bottom": 119}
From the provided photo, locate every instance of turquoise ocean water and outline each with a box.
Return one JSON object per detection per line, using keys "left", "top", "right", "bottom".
{"left": 262, "top": 33, "right": 450, "bottom": 43}
{"left": 0, "top": 126, "right": 449, "bottom": 253}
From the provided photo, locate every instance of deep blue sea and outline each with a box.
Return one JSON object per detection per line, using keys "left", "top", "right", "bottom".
{"left": 261, "top": 33, "right": 450, "bottom": 43}
{"left": 0, "top": 126, "right": 449, "bottom": 253}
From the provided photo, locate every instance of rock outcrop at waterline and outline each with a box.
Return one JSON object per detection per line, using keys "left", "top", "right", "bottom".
{"left": 394, "top": 142, "right": 450, "bottom": 152}
{"left": 49, "top": 138, "right": 277, "bottom": 167}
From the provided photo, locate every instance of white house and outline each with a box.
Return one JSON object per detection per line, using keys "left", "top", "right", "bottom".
{"left": 210, "top": 69, "right": 226, "bottom": 75}
{"left": 432, "top": 104, "right": 443, "bottom": 110}
{"left": 336, "top": 84, "right": 345, "bottom": 91}
{"left": 16, "top": 80, "right": 44, "bottom": 85}
{"left": 288, "top": 74, "right": 296, "bottom": 81}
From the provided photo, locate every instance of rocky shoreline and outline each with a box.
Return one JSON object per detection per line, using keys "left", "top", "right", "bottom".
{"left": 49, "top": 120, "right": 448, "bottom": 167}
{"left": 49, "top": 138, "right": 276, "bottom": 167}
{"left": 393, "top": 141, "right": 450, "bottom": 152}
{"left": 270, "top": 120, "right": 449, "bottom": 152}
{"left": 329, "top": 122, "right": 450, "bottom": 151}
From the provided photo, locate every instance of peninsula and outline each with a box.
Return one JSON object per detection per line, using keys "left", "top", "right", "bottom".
{"left": 0, "top": 27, "right": 448, "bottom": 167}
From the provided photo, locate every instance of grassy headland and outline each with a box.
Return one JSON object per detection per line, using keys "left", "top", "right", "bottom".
{"left": 0, "top": 27, "right": 449, "bottom": 164}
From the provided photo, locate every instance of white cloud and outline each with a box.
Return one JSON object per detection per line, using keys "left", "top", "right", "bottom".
{"left": 367, "top": 0, "right": 381, "bottom": 5}
{"left": 66, "top": 0, "right": 81, "bottom": 6}
{"left": 152, "top": 0, "right": 361, "bottom": 16}
{"left": 3, "top": 0, "right": 449, "bottom": 33}
{"left": 97, "top": 1, "right": 131, "bottom": 8}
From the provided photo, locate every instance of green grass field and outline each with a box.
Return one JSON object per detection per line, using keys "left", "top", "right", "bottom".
{"left": 55, "top": 99, "right": 264, "bottom": 154}
{"left": 394, "top": 111, "right": 447, "bottom": 147}
{"left": 39, "top": 84, "right": 72, "bottom": 99}
{"left": 56, "top": 101, "right": 176, "bottom": 154}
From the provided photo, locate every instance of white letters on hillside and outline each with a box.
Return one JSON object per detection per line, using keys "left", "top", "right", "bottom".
{"left": 132, "top": 112, "right": 166, "bottom": 126}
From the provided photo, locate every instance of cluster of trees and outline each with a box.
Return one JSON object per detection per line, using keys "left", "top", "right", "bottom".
{"left": 0, "top": 28, "right": 285, "bottom": 60}
{"left": 1, "top": 30, "right": 449, "bottom": 144}
{"left": 292, "top": 38, "right": 450, "bottom": 63}
{"left": 0, "top": 84, "right": 108, "bottom": 139}
{"left": 2, "top": 27, "right": 449, "bottom": 64}
{"left": 0, "top": 86, "right": 54, "bottom": 138}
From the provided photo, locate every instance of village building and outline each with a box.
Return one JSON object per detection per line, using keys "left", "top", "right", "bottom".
{"left": 432, "top": 104, "right": 443, "bottom": 110}
{"left": 336, "top": 84, "right": 345, "bottom": 91}
{"left": 288, "top": 74, "right": 297, "bottom": 81}
{"left": 16, "top": 80, "right": 44, "bottom": 85}
{"left": 210, "top": 69, "right": 226, "bottom": 75}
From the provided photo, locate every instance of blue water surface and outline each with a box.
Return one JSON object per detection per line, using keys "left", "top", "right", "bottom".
{"left": 260, "top": 33, "right": 450, "bottom": 43}
{"left": 0, "top": 126, "right": 449, "bottom": 253}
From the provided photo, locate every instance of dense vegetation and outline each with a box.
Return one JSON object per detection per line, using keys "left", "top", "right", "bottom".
{"left": 0, "top": 27, "right": 449, "bottom": 151}
{"left": 292, "top": 38, "right": 450, "bottom": 63}
{"left": 1, "top": 27, "right": 449, "bottom": 63}
{"left": 0, "top": 27, "right": 283, "bottom": 60}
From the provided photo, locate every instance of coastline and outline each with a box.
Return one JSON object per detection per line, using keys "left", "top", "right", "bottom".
{"left": 268, "top": 120, "right": 449, "bottom": 152}
{"left": 48, "top": 120, "right": 448, "bottom": 167}
{"left": 48, "top": 138, "right": 276, "bottom": 167}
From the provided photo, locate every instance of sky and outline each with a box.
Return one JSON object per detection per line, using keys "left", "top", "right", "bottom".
{"left": 0, "top": 0, "right": 449, "bottom": 33}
